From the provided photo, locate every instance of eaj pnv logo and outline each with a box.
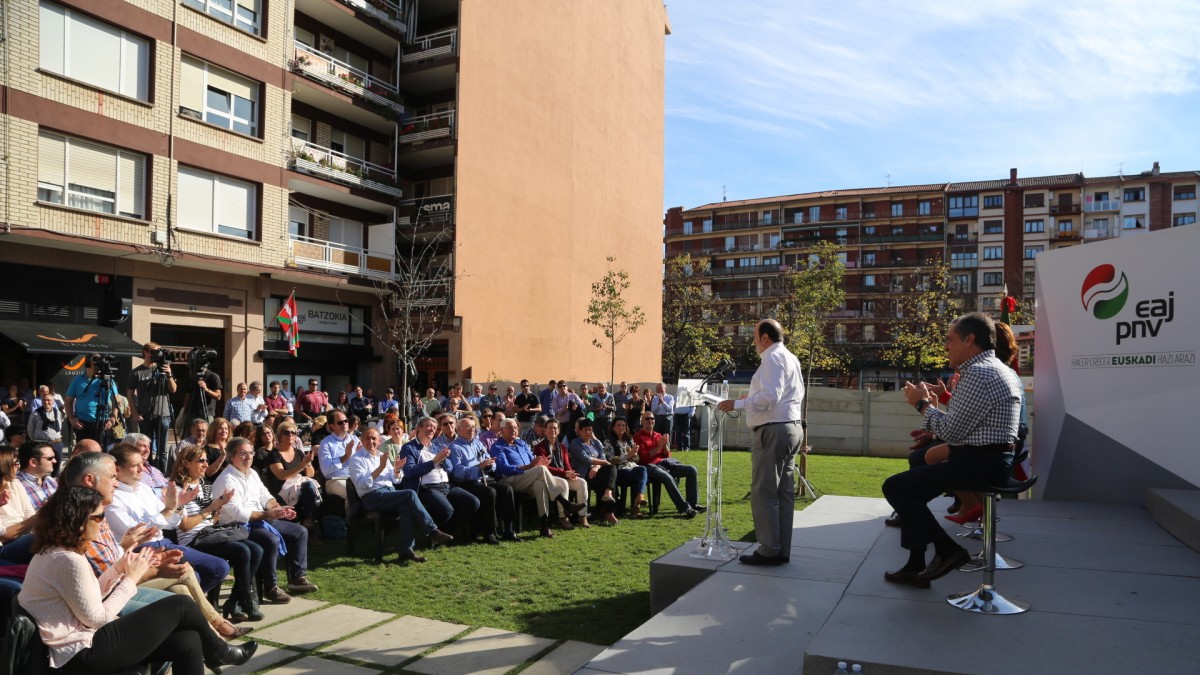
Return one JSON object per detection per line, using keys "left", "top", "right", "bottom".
{"left": 1081, "top": 264, "right": 1129, "bottom": 320}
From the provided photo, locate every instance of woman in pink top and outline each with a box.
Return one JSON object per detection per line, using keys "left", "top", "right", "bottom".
{"left": 17, "top": 486, "right": 256, "bottom": 675}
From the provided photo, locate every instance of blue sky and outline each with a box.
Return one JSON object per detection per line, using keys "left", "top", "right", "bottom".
{"left": 664, "top": 0, "right": 1200, "bottom": 211}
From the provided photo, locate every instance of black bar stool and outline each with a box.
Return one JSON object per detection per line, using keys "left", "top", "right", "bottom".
{"left": 947, "top": 474, "right": 1038, "bottom": 615}
{"left": 955, "top": 448, "right": 1029, "bottom": 544}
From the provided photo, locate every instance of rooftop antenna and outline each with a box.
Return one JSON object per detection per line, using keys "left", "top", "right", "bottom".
{"left": 1117, "top": 162, "right": 1124, "bottom": 177}
{"left": 722, "top": 185, "right": 727, "bottom": 202}
{"left": 886, "top": 174, "right": 893, "bottom": 188}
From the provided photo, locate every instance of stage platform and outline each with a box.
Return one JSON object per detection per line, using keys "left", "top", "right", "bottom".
{"left": 578, "top": 494, "right": 1200, "bottom": 674}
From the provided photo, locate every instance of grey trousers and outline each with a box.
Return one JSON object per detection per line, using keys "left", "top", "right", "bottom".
{"left": 750, "top": 421, "right": 803, "bottom": 557}
{"left": 501, "top": 465, "right": 569, "bottom": 517}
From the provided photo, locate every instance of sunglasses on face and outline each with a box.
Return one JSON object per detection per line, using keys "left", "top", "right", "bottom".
{"left": 332, "top": 420, "right": 348, "bottom": 426}
{"left": 89, "top": 514, "right": 106, "bottom": 523}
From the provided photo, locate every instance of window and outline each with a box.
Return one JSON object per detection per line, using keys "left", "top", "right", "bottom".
{"left": 791, "top": 211, "right": 803, "bottom": 224}
{"left": 983, "top": 246, "right": 1003, "bottom": 260}
{"left": 834, "top": 324, "right": 846, "bottom": 344}
{"left": 738, "top": 257, "right": 755, "bottom": 267}
{"left": 725, "top": 236, "right": 736, "bottom": 251}
{"left": 39, "top": 2, "right": 150, "bottom": 100}
{"left": 983, "top": 220, "right": 1003, "bottom": 234}
{"left": 1024, "top": 193, "right": 1044, "bottom": 208}
{"left": 890, "top": 202, "right": 903, "bottom": 217}
{"left": 1123, "top": 187, "right": 1145, "bottom": 202}
{"left": 290, "top": 114, "right": 311, "bottom": 142}
{"left": 702, "top": 218, "right": 712, "bottom": 233}
{"left": 328, "top": 217, "right": 364, "bottom": 249}
{"left": 950, "top": 252, "right": 978, "bottom": 268}
{"left": 1174, "top": 185, "right": 1196, "bottom": 200}
{"left": 1123, "top": 216, "right": 1144, "bottom": 230}
{"left": 864, "top": 275, "right": 876, "bottom": 287}
{"left": 862, "top": 324, "right": 875, "bottom": 342}
{"left": 1174, "top": 213, "right": 1196, "bottom": 227}
{"left": 182, "top": 0, "right": 262, "bottom": 35}
{"left": 1024, "top": 270, "right": 1036, "bottom": 287}
{"left": 808, "top": 206, "right": 820, "bottom": 223}
{"left": 37, "top": 131, "right": 146, "bottom": 219}
{"left": 1093, "top": 191, "right": 1109, "bottom": 202}
{"left": 863, "top": 207, "right": 876, "bottom": 219}
{"left": 891, "top": 226, "right": 904, "bottom": 235}
{"left": 918, "top": 200, "right": 931, "bottom": 216}
{"left": 864, "top": 253, "right": 876, "bottom": 266}
{"left": 181, "top": 56, "right": 259, "bottom": 136}
{"left": 682, "top": 221, "right": 693, "bottom": 235}
{"left": 862, "top": 300, "right": 875, "bottom": 315}
{"left": 835, "top": 206, "right": 848, "bottom": 220}
{"left": 948, "top": 195, "right": 977, "bottom": 218}
{"left": 983, "top": 195, "right": 1003, "bottom": 209}
{"left": 983, "top": 272, "right": 1003, "bottom": 286}
{"left": 953, "top": 273, "right": 972, "bottom": 293}
{"left": 1058, "top": 219, "right": 1074, "bottom": 232}
{"left": 769, "top": 233, "right": 780, "bottom": 248}
{"left": 178, "top": 166, "right": 257, "bottom": 239}
{"left": 763, "top": 256, "right": 780, "bottom": 266}
{"left": 288, "top": 204, "right": 308, "bottom": 238}
{"left": 762, "top": 211, "right": 773, "bottom": 225}
{"left": 1024, "top": 245, "right": 1043, "bottom": 260}
{"left": 863, "top": 226, "right": 876, "bottom": 235}
{"left": 1023, "top": 219, "right": 1044, "bottom": 233}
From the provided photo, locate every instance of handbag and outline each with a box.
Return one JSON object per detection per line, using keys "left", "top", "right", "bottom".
{"left": 191, "top": 522, "right": 249, "bottom": 546}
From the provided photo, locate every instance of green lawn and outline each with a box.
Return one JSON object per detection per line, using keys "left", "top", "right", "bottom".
{"left": 303, "top": 452, "right": 905, "bottom": 646}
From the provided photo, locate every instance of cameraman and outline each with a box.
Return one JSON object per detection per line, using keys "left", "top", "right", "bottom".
{"left": 127, "top": 342, "right": 177, "bottom": 470}
{"left": 64, "top": 354, "right": 120, "bottom": 444}
{"left": 181, "top": 348, "right": 223, "bottom": 425}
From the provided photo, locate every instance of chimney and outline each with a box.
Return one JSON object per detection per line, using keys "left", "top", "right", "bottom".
{"left": 1152, "top": 161, "right": 1160, "bottom": 176}
{"left": 1009, "top": 168, "right": 1018, "bottom": 185}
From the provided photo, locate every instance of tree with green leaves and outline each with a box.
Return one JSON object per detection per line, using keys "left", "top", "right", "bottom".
{"left": 880, "top": 262, "right": 960, "bottom": 380}
{"left": 586, "top": 256, "right": 646, "bottom": 383}
{"left": 661, "top": 254, "right": 731, "bottom": 381}
{"left": 773, "top": 241, "right": 848, "bottom": 378}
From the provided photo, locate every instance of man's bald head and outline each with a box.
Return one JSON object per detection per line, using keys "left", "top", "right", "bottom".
{"left": 71, "top": 439, "right": 102, "bottom": 457}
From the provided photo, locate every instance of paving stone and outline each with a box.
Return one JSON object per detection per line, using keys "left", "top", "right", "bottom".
{"left": 521, "top": 640, "right": 606, "bottom": 675}
{"left": 252, "top": 604, "right": 394, "bottom": 650}
{"left": 257, "top": 655, "right": 384, "bottom": 675}
{"left": 203, "top": 643, "right": 300, "bottom": 675}
{"left": 406, "top": 626, "right": 554, "bottom": 675}
{"left": 215, "top": 586, "right": 327, "bottom": 628}
{"left": 320, "top": 615, "right": 468, "bottom": 667}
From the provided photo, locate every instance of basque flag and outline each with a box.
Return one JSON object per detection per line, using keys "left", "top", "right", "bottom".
{"left": 276, "top": 292, "right": 301, "bottom": 356}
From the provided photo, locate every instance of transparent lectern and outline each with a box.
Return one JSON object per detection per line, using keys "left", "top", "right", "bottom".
{"left": 678, "top": 379, "right": 737, "bottom": 561}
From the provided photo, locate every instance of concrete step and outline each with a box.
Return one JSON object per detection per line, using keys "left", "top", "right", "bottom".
{"left": 1146, "top": 488, "right": 1200, "bottom": 553}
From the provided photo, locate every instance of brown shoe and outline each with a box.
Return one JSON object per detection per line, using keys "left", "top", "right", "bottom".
{"left": 540, "top": 525, "right": 555, "bottom": 538}
{"left": 429, "top": 529, "right": 454, "bottom": 546}
{"left": 558, "top": 516, "right": 575, "bottom": 530}
{"left": 399, "top": 549, "right": 427, "bottom": 563}
{"left": 286, "top": 576, "right": 318, "bottom": 594}
{"left": 263, "top": 586, "right": 292, "bottom": 604}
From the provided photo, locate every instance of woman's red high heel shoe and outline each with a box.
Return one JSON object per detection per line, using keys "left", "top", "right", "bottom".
{"left": 944, "top": 504, "right": 983, "bottom": 525}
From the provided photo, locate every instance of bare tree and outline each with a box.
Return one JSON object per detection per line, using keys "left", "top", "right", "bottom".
{"left": 586, "top": 256, "right": 646, "bottom": 384}
{"left": 662, "top": 254, "right": 731, "bottom": 381}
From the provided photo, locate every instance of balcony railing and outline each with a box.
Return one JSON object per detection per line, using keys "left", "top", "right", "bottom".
{"left": 1052, "top": 229, "right": 1081, "bottom": 241}
{"left": 289, "top": 234, "right": 396, "bottom": 280}
{"left": 399, "top": 110, "right": 455, "bottom": 144}
{"left": 337, "top": 0, "right": 406, "bottom": 35}
{"left": 290, "top": 139, "right": 403, "bottom": 198}
{"left": 1050, "top": 203, "right": 1081, "bottom": 215}
{"left": 1084, "top": 200, "right": 1121, "bottom": 212}
{"left": 403, "top": 29, "right": 458, "bottom": 63}
{"left": 708, "top": 264, "right": 791, "bottom": 277}
{"left": 1083, "top": 227, "right": 1118, "bottom": 240}
{"left": 291, "top": 42, "right": 404, "bottom": 116}
{"left": 861, "top": 232, "right": 944, "bottom": 244}
{"left": 666, "top": 218, "right": 777, "bottom": 236}
{"left": 711, "top": 288, "right": 784, "bottom": 300}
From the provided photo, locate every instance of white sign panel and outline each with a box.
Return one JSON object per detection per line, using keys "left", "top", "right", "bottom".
{"left": 265, "top": 299, "right": 352, "bottom": 335}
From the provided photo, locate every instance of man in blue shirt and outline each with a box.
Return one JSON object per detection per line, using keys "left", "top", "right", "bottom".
{"left": 449, "top": 415, "right": 517, "bottom": 543}
{"left": 490, "top": 418, "right": 582, "bottom": 538}
{"left": 65, "top": 354, "right": 121, "bottom": 444}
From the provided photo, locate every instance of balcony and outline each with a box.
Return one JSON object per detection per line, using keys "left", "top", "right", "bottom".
{"left": 1084, "top": 200, "right": 1121, "bottom": 212}
{"left": 1052, "top": 229, "right": 1081, "bottom": 242}
{"left": 1082, "top": 227, "right": 1118, "bottom": 240}
{"left": 336, "top": 0, "right": 406, "bottom": 35}
{"left": 711, "top": 288, "right": 783, "bottom": 300}
{"left": 288, "top": 234, "right": 396, "bottom": 280}
{"left": 1050, "top": 203, "right": 1081, "bottom": 215}
{"left": 399, "top": 110, "right": 455, "bottom": 145}
{"left": 290, "top": 139, "right": 403, "bottom": 198}
{"left": 708, "top": 264, "right": 791, "bottom": 277}
{"left": 403, "top": 29, "right": 458, "bottom": 63}
{"left": 948, "top": 233, "right": 978, "bottom": 243}
{"left": 861, "top": 232, "right": 944, "bottom": 244}
{"left": 290, "top": 43, "right": 404, "bottom": 117}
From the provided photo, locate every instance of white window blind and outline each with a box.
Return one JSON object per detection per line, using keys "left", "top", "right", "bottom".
{"left": 178, "top": 167, "right": 214, "bottom": 233}
{"left": 39, "top": 2, "right": 149, "bottom": 100}
{"left": 38, "top": 133, "right": 66, "bottom": 193}
{"left": 37, "top": 131, "right": 145, "bottom": 218}
{"left": 216, "top": 179, "right": 254, "bottom": 238}
{"left": 178, "top": 167, "right": 256, "bottom": 240}
{"left": 328, "top": 217, "right": 364, "bottom": 249}
{"left": 180, "top": 56, "right": 205, "bottom": 113}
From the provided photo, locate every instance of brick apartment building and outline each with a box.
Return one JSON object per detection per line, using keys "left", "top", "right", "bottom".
{"left": 664, "top": 163, "right": 1197, "bottom": 388}
{"left": 0, "top": 0, "right": 669, "bottom": 398}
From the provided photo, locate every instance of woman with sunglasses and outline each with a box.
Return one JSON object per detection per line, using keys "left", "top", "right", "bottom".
{"left": 19, "top": 486, "right": 257, "bottom": 675}
{"left": 265, "top": 422, "right": 321, "bottom": 532}
{"left": 171, "top": 445, "right": 263, "bottom": 628}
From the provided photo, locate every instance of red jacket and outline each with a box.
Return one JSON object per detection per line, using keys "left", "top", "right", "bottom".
{"left": 633, "top": 429, "right": 669, "bottom": 465}
{"left": 532, "top": 437, "right": 573, "bottom": 477}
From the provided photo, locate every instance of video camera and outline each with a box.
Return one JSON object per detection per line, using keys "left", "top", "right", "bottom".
{"left": 90, "top": 354, "right": 116, "bottom": 378}
{"left": 188, "top": 346, "right": 218, "bottom": 377}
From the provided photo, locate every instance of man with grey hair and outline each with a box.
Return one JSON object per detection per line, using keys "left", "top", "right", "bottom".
{"left": 489, "top": 418, "right": 582, "bottom": 538}
{"left": 223, "top": 382, "right": 256, "bottom": 424}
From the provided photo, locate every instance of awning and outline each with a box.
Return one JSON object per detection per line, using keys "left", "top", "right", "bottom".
{"left": 0, "top": 321, "right": 144, "bottom": 357}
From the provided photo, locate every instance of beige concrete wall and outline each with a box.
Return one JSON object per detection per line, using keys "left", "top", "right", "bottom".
{"left": 453, "top": 0, "right": 668, "bottom": 383}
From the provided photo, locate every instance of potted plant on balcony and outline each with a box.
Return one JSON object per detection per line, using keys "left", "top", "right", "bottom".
{"left": 291, "top": 54, "right": 313, "bottom": 70}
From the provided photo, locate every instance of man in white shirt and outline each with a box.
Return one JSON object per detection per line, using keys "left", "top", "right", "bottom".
{"left": 717, "top": 319, "right": 805, "bottom": 566}
{"left": 106, "top": 444, "right": 231, "bottom": 591}
{"left": 213, "top": 437, "right": 317, "bottom": 600}
{"left": 247, "top": 381, "right": 268, "bottom": 425}
{"left": 317, "top": 411, "right": 358, "bottom": 499}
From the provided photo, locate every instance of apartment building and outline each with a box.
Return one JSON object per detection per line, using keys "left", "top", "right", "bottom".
{"left": 664, "top": 164, "right": 1196, "bottom": 387}
{"left": 0, "top": 0, "right": 669, "bottom": 396}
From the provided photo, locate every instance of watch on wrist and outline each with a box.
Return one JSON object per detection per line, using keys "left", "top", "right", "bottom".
{"left": 915, "top": 399, "right": 930, "bottom": 413}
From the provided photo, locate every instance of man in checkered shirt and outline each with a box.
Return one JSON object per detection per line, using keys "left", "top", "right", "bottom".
{"left": 881, "top": 312, "right": 1022, "bottom": 589}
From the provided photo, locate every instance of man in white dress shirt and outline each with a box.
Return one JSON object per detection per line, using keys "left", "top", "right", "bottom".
{"left": 717, "top": 319, "right": 805, "bottom": 566}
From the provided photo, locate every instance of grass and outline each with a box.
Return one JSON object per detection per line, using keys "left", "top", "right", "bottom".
{"left": 302, "top": 452, "right": 906, "bottom": 646}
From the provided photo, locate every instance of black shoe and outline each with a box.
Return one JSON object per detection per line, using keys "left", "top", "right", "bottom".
{"left": 399, "top": 549, "right": 427, "bottom": 563}
{"left": 738, "top": 552, "right": 784, "bottom": 566}
{"left": 918, "top": 547, "right": 971, "bottom": 582}
{"left": 682, "top": 508, "right": 697, "bottom": 519}
{"left": 206, "top": 640, "right": 258, "bottom": 673}
{"left": 502, "top": 531, "right": 522, "bottom": 542}
{"left": 222, "top": 604, "right": 249, "bottom": 624}
{"left": 565, "top": 501, "right": 588, "bottom": 515}
{"left": 884, "top": 516, "right": 902, "bottom": 528}
{"left": 693, "top": 505, "right": 708, "bottom": 513}
{"left": 483, "top": 534, "right": 500, "bottom": 545}
{"left": 883, "top": 568, "right": 931, "bottom": 589}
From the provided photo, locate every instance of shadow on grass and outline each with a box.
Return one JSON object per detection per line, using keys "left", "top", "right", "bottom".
{"left": 511, "top": 589, "right": 654, "bottom": 647}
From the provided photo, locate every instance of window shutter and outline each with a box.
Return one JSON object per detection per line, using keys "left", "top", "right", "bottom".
{"left": 206, "top": 65, "right": 256, "bottom": 102}
{"left": 178, "top": 167, "right": 214, "bottom": 233}
{"left": 215, "top": 177, "right": 255, "bottom": 238}
{"left": 121, "top": 33, "right": 149, "bottom": 100}
{"left": 38, "top": 132, "right": 66, "bottom": 193}
{"left": 118, "top": 152, "right": 146, "bottom": 218}
{"left": 180, "top": 56, "right": 205, "bottom": 113}
{"left": 67, "top": 140, "right": 118, "bottom": 194}
{"left": 39, "top": 2, "right": 66, "bottom": 74}
{"left": 68, "top": 12, "right": 123, "bottom": 94}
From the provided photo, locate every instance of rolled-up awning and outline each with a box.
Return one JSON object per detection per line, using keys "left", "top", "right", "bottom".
{"left": 0, "top": 321, "right": 143, "bottom": 357}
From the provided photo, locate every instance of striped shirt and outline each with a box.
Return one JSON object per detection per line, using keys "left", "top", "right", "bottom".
{"left": 923, "top": 350, "right": 1022, "bottom": 447}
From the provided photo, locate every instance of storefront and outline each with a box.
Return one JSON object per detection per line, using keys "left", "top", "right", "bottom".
{"left": 260, "top": 295, "right": 383, "bottom": 395}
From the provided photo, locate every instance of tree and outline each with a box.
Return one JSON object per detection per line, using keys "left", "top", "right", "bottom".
{"left": 359, "top": 199, "right": 458, "bottom": 400}
{"left": 586, "top": 256, "right": 646, "bottom": 383}
{"left": 880, "top": 262, "right": 960, "bottom": 380}
{"left": 773, "top": 241, "right": 849, "bottom": 379}
{"left": 661, "top": 254, "right": 731, "bottom": 381}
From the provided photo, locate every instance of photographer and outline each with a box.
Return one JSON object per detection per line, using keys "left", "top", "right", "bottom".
{"left": 127, "top": 342, "right": 177, "bottom": 470}
{"left": 180, "top": 347, "right": 223, "bottom": 426}
{"left": 64, "top": 354, "right": 121, "bottom": 445}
